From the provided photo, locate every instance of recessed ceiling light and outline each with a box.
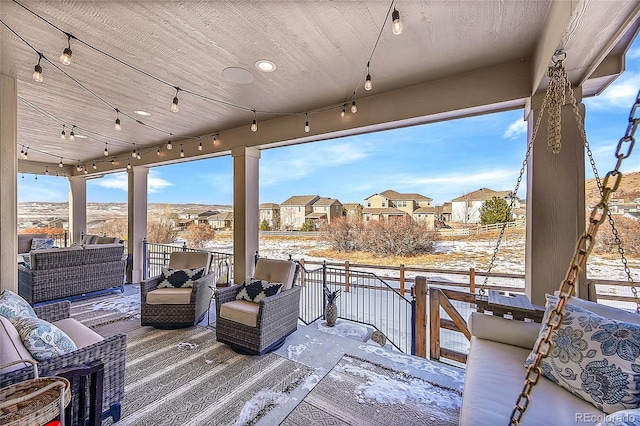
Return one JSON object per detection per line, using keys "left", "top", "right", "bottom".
{"left": 255, "top": 60, "right": 276, "bottom": 72}
{"left": 222, "top": 67, "right": 254, "bottom": 84}
{"left": 74, "top": 134, "right": 88, "bottom": 139}
{"left": 134, "top": 110, "right": 151, "bottom": 116}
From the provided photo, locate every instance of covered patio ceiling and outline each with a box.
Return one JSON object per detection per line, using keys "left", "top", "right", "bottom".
{"left": 2, "top": 0, "right": 640, "bottom": 176}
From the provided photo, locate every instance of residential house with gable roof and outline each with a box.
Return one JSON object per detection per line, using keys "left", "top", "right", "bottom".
{"left": 306, "top": 197, "right": 343, "bottom": 229}
{"left": 207, "top": 212, "right": 233, "bottom": 230}
{"left": 197, "top": 210, "right": 220, "bottom": 224}
{"left": 451, "top": 188, "right": 521, "bottom": 224}
{"left": 280, "top": 195, "right": 320, "bottom": 230}
{"left": 363, "top": 190, "right": 433, "bottom": 223}
{"left": 259, "top": 203, "right": 280, "bottom": 230}
{"left": 342, "top": 203, "right": 363, "bottom": 219}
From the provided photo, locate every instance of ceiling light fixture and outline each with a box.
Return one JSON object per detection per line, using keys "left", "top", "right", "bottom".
{"left": 61, "top": 124, "right": 67, "bottom": 140}
{"left": 59, "top": 157, "right": 63, "bottom": 168}
{"left": 69, "top": 125, "right": 75, "bottom": 141}
{"left": 180, "top": 144, "right": 185, "bottom": 158}
{"left": 365, "top": 62, "right": 373, "bottom": 91}
{"left": 304, "top": 113, "right": 310, "bottom": 133}
{"left": 392, "top": 8, "right": 402, "bottom": 35}
{"left": 255, "top": 59, "right": 276, "bottom": 72}
{"left": 167, "top": 139, "right": 173, "bottom": 150}
{"left": 33, "top": 54, "right": 43, "bottom": 82}
{"left": 104, "top": 143, "right": 109, "bottom": 156}
{"left": 114, "top": 109, "right": 121, "bottom": 131}
{"left": 133, "top": 110, "right": 151, "bottom": 116}
{"left": 251, "top": 110, "right": 258, "bottom": 132}
{"left": 171, "top": 87, "right": 180, "bottom": 112}
{"left": 60, "top": 34, "right": 73, "bottom": 65}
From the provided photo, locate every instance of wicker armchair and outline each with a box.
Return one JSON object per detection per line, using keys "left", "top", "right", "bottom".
{"left": 140, "top": 251, "right": 215, "bottom": 328}
{"left": 215, "top": 258, "right": 300, "bottom": 355}
{"left": 0, "top": 301, "right": 126, "bottom": 423}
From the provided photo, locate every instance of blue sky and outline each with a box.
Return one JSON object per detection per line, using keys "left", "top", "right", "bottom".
{"left": 19, "top": 40, "right": 640, "bottom": 206}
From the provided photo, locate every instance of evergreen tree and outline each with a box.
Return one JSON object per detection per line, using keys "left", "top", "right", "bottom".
{"left": 301, "top": 219, "right": 315, "bottom": 231}
{"left": 259, "top": 219, "right": 270, "bottom": 231}
{"left": 480, "top": 196, "right": 513, "bottom": 225}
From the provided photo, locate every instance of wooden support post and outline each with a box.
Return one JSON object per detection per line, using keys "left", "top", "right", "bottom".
{"left": 428, "top": 284, "right": 440, "bottom": 360}
{"left": 400, "top": 264, "right": 405, "bottom": 295}
{"left": 414, "top": 276, "right": 427, "bottom": 358}
{"left": 469, "top": 267, "right": 476, "bottom": 294}
{"left": 345, "top": 261, "right": 350, "bottom": 292}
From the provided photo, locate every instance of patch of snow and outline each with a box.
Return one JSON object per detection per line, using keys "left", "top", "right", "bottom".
{"left": 302, "top": 367, "right": 327, "bottom": 391}
{"left": 233, "top": 389, "right": 288, "bottom": 426}
{"left": 328, "top": 371, "right": 344, "bottom": 381}
{"left": 358, "top": 344, "right": 465, "bottom": 389}
{"left": 317, "top": 320, "right": 372, "bottom": 341}
{"left": 335, "top": 362, "right": 461, "bottom": 411}
{"left": 286, "top": 335, "right": 320, "bottom": 361}
{"left": 176, "top": 342, "right": 199, "bottom": 351}
{"left": 91, "top": 294, "right": 141, "bottom": 318}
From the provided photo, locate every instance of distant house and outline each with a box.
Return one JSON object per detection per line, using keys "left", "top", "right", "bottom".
{"left": 451, "top": 188, "right": 521, "bottom": 224}
{"left": 413, "top": 206, "right": 437, "bottom": 228}
{"left": 342, "top": 203, "right": 363, "bottom": 219}
{"left": 363, "top": 190, "right": 433, "bottom": 223}
{"left": 47, "top": 218, "right": 68, "bottom": 229}
{"left": 197, "top": 210, "right": 219, "bottom": 224}
{"left": 306, "top": 197, "right": 343, "bottom": 229}
{"left": 207, "top": 212, "right": 233, "bottom": 230}
{"left": 259, "top": 203, "right": 280, "bottom": 230}
{"left": 435, "top": 203, "right": 452, "bottom": 226}
{"left": 177, "top": 210, "right": 200, "bottom": 229}
{"left": 280, "top": 195, "right": 320, "bottom": 230}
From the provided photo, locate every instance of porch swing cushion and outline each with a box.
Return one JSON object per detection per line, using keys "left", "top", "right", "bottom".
{"left": 524, "top": 295, "right": 640, "bottom": 414}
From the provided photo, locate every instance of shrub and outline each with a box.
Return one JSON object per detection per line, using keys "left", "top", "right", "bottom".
{"left": 321, "top": 217, "right": 363, "bottom": 252}
{"left": 259, "top": 219, "right": 270, "bottom": 231}
{"left": 595, "top": 215, "right": 640, "bottom": 256}
{"left": 185, "top": 222, "right": 215, "bottom": 249}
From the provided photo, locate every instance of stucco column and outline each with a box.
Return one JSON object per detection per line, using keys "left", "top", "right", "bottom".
{"left": 127, "top": 166, "right": 148, "bottom": 284}
{"left": 525, "top": 89, "right": 586, "bottom": 305}
{"left": 232, "top": 146, "right": 260, "bottom": 283}
{"left": 68, "top": 176, "right": 87, "bottom": 244}
{"left": 0, "top": 74, "right": 18, "bottom": 292}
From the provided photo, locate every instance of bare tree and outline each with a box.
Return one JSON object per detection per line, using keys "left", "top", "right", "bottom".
{"left": 185, "top": 222, "right": 216, "bottom": 249}
{"left": 94, "top": 218, "right": 128, "bottom": 240}
{"left": 147, "top": 216, "right": 177, "bottom": 243}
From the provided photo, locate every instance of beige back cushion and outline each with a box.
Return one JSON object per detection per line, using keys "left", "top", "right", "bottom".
{"left": 18, "top": 233, "right": 48, "bottom": 254}
{"left": 254, "top": 258, "right": 297, "bottom": 290}
{"left": 169, "top": 251, "right": 212, "bottom": 274}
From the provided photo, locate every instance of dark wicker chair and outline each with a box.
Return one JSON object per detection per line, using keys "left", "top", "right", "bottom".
{"left": 140, "top": 251, "right": 215, "bottom": 328}
{"left": 0, "top": 301, "right": 126, "bottom": 424}
{"left": 215, "top": 258, "right": 300, "bottom": 355}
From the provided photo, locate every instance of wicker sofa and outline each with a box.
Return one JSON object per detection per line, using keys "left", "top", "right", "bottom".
{"left": 18, "top": 243, "right": 126, "bottom": 304}
{"left": 0, "top": 300, "right": 126, "bottom": 423}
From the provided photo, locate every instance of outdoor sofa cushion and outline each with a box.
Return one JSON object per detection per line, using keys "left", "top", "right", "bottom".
{"left": 145, "top": 288, "right": 192, "bottom": 305}
{"left": 219, "top": 300, "right": 260, "bottom": 327}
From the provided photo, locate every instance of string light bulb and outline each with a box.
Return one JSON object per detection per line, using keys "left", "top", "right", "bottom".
{"left": 365, "top": 62, "right": 372, "bottom": 91}
{"left": 20, "top": 146, "right": 25, "bottom": 157}
{"left": 157, "top": 147, "right": 161, "bottom": 156}
{"left": 61, "top": 124, "right": 67, "bottom": 140}
{"left": 136, "top": 151, "right": 141, "bottom": 160}
{"left": 341, "top": 104, "right": 346, "bottom": 118}
{"left": 69, "top": 125, "right": 75, "bottom": 141}
{"left": 213, "top": 135, "right": 218, "bottom": 145}
{"left": 76, "top": 162, "right": 82, "bottom": 172}
{"left": 114, "top": 109, "right": 121, "bottom": 131}
{"left": 171, "top": 87, "right": 180, "bottom": 112}
{"left": 127, "top": 159, "right": 131, "bottom": 170}
{"left": 304, "top": 113, "right": 310, "bottom": 133}
{"left": 351, "top": 100, "right": 358, "bottom": 113}
{"left": 104, "top": 143, "right": 109, "bottom": 156}
{"left": 198, "top": 141, "right": 203, "bottom": 151}
{"left": 167, "top": 140, "right": 173, "bottom": 150}
{"left": 180, "top": 144, "right": 185, "bottom": 158}
{"left": 251, "top": 110, "right": 258, "bottom": 132}
{"left": 92, "top": 160, "right": 97, "bottom": 170}
{"left": 45, "top": 166, "right": 49, "bottom": 175}
{"left": 23, "top": 149, "right": 28, "bottom": 159}
{"left": 59, "top": 158, "right": 64, "bottom": 168}
{"left": 60, "top": 34, "right": 73, "bottom": 65}
{"left": 83, "top": 166, "right": 88, "bottom": 174}
{"left": 392, "top": 8, "right": 402, "bottom": 35}
{"left": 33, "top": 54, "right": 43, "bottom": 82}
{"left": 111, "top": 158, "right": 115, "bottom": 165}
{"left": 131, "top": 144, "right": 137, "bottom": 158}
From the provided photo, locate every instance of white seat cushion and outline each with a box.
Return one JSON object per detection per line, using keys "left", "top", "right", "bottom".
{"left": 220, "top": 300, "right": 260, "bottom": 327}
{"left": 53, "top": 318, "right": 103, "bottom": 349}
{"left": 146, "top": 288, "right": 192, "bottom": 305}
{"left": 0, "top": 316, "right": 33, "bottom": 373}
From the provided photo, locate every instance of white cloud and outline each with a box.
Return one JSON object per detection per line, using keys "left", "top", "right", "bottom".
{"left": 503, "top": 119, "right": 527, "bottom": 139}
{"left": 585, "top": 72, "right": 640, "bottom": 110}
{"left": 91, "top": 170, "right": 172, "bottom": 193}
{"left": 261, "top": 141, "right": 373, "bottom": 187}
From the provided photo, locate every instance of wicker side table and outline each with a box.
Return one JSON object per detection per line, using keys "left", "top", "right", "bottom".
{"left": 0, "top": 360, "right": 70, "bottom": 426}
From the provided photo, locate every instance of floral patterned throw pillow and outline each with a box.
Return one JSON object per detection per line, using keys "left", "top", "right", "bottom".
{"left": 525, "top": 295, "right": 640, "bottom": 414}
{"left": 0, "top": 290, "right": 37, "bottom": 320}
{"left": 11, "top": 316, "right": 77, "bottom": 361}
